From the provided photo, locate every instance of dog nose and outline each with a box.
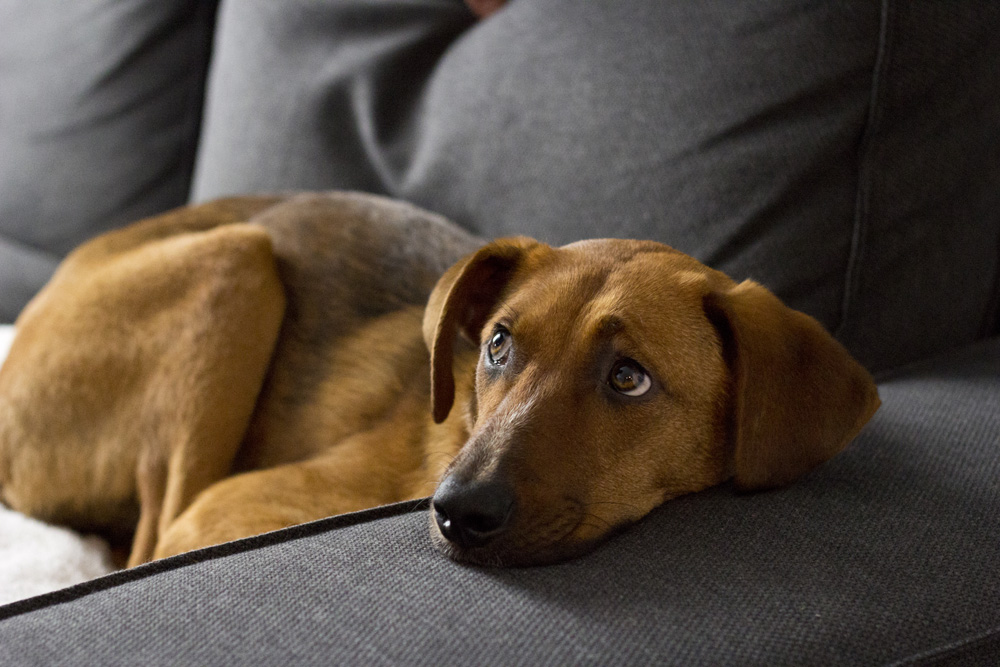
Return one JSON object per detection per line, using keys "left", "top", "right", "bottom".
{"left": 432, "top": 476, "right": 515, "bottom": 549}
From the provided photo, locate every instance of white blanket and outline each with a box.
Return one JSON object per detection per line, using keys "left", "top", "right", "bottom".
{"left": 0, "top": 325, "right": 115, "bottom": 606}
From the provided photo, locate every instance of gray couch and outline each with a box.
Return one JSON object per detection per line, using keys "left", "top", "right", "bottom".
{"left": 1, "top": 1, "right": 998, "bottom": 664}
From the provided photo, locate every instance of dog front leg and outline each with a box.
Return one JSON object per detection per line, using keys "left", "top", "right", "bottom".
{"left": 129, "top": 453, "right": 168, "bottom": 567}
{"left": 121, "top": 224, "right": 287, "bottom": 566}
{"left": 153, "top": 422, "right": 433, "bottom": 559}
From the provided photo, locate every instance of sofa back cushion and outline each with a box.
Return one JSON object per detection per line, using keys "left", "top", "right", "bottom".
{"left": 0, "top": 0, "right": 218, "bottom": 322}
{"left": 3, "top": 1, "right": 998, "bottom": 372}
{"left": 191, "top": 0, "right": 1000, "bottom": 371}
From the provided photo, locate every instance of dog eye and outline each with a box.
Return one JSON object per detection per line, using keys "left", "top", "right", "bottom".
{"left": 609, "top": 359, "right": 652, "bottom": 397}
{"left": 487, "top": 327, "right": 513, "bottom": 366}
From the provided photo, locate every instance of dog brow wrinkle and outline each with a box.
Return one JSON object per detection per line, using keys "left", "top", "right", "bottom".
{"left": 495, "top": 303, "right": 520, "bottom": 325}
{"left": 596, "top": 314, "right": 625, "bottom": 338}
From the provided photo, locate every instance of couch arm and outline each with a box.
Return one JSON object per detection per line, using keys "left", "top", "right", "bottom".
{"left": 1, "top": 338, "right": 998, "bottom": 664}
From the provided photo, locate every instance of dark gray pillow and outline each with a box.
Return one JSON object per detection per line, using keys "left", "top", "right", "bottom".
{"left": 0, "top": 0, "right": 217, "bottom": 322}
{"left": 2, "top": 1, "right": 998, "bottom": 370}
{"left": 192, "top": 0, "right": 1000, "bottom": 372}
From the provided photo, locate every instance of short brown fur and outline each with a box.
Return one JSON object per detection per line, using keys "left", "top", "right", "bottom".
{"left": 0, "top": 193, "right": 880, "bottom": 567}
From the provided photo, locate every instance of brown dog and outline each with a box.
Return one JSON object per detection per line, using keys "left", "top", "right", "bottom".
{"left": 0, "top": 192, "right": 879, "bottom": 568}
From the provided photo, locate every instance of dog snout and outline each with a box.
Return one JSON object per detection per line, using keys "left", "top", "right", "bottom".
{"left": 432, "top": 475, "right": 515, "bottom": 549}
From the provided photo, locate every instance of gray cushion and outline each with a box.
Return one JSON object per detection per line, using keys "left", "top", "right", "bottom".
{"left": 834, "top": 3, "right": 1000, "bottom": 368}
{"left": 3, "top": 1, "right": 998, "bottom": 371}
{"left": 0, "top": 0, "right": 217, "bottom": 321}
{"left": 2, "top": 338, "right": 998, "bottom": 665}
{"left": 191, "top": 0, "right": 1000, "bottom": 372}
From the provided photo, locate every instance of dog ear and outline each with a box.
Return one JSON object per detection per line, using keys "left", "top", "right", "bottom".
{"left": 704, "top": 280, "right": 880, "bottom": 490}
{"left": 423, "top": 237, "right": 539, "bottom": 423}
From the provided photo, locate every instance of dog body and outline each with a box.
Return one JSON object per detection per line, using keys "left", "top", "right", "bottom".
{"left": 0, "top": 192, "right": 879, "bottom": 567}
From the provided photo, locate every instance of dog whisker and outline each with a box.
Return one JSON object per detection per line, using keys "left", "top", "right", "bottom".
{"left": 579, "top": 513, "right": 615, "bottom": 532}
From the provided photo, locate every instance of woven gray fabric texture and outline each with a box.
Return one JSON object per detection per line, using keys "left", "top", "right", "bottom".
{"left": 2, "top": 339, "right": 997, "bottom": 665}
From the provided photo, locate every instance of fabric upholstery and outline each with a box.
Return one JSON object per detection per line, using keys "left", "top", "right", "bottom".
{"left": 1, "top": 1, "right": 997, "bottom": 373}
{"left": 190, "top": 0, "right": 1000, "bottom": 371}
{"left": 0, "top": 0, "right": 218, "bottom": 321}
{"left": 833, "top": 2, "right": 1000, "bottom": 367}
{"left": 2, "top": 338, "right": 997, "bottom": 665}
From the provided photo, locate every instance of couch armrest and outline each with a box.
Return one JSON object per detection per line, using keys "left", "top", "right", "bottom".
{"left": 2, "top": 339, "right": 998, "bottom": 664}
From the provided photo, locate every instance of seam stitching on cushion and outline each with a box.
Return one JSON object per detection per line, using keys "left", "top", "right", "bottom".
{"left": 0, "top": 235, "right": 60, "bottom": 263}
{"left": 836, "top": 0, "right": 893, "bottom": 339}
{"left": 179, "top": 0, "right": 220, "bottom": 204}
{"left": 109, "top": 0, "right": 220, "bottom": 217}
{"left": 883, "top": 624, "right": 1000, "bottom": 666}
{"left": 0, "top": 498, "right": 429, "bottom": 622}
{"left": 980, "top": 232, "right": 1000, "bottom": 338}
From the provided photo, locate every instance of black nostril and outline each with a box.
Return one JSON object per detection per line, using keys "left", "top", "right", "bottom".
{"left": 432, "top": 475, "right": 515, "bottom": 549}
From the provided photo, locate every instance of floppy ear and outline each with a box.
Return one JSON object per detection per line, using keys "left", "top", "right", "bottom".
{"left": 422, "top": 237, "right": 540, "bottom": 423}
{"left": 704, "top": 280, "right": 880, "bottom": 490}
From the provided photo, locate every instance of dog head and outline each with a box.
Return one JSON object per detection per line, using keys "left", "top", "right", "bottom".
{"left": 422, "top": 238, "right": 880, "bottom": 566}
